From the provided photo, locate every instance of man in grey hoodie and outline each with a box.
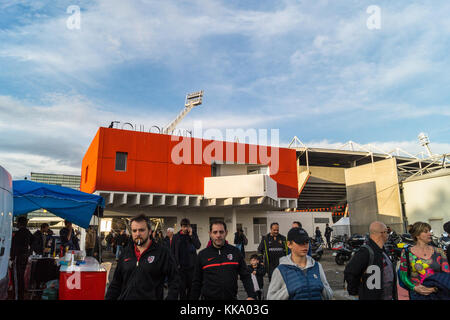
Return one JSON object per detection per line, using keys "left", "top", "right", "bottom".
{"left": 267, "top": 227, "right": 333, "bottom": 300}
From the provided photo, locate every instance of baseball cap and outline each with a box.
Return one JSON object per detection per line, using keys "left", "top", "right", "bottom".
{"left": 288, "top": 227, "right": 310, "bottom": 244}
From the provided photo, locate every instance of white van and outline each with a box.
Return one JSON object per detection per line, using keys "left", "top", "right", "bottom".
{"left": 0, "top": 166, "right": 13, "bottom": 299}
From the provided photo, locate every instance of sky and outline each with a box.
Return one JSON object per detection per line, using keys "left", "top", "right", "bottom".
{"left": 0, "top": 0, "right": 449, "bottom": 179}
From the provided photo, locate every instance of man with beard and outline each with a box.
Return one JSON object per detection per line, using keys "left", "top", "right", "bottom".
{"left": 172, "top": 218, "right": 201, "bottom": 300}
{"left": 190, "top": 220, "right": 255, "bottom": 300}
{"left": 105, "top": 214, "right": 179, "bottom": 300}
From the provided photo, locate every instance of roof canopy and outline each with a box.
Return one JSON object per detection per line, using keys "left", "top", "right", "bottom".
{"left": 13, "top": 180, "right": 105, "bottom": 229}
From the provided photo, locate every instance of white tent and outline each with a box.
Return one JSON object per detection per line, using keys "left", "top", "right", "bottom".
{"left": 332, "top": 217, "right": 351, "bottom": 236}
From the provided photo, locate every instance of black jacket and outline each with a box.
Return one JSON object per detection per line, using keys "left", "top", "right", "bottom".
{"left": 31, "top": 230, "right": 46, "bottom": 255}
{"left": 172, "top": 231, "right": 201, "bottom": 269}
{"left": 59, "top": 227, "right": 80, "bottom": 250}
{"left": 105, "top": 240, "right": 180, "bottom": 300}
{"left": 190, "top": 243, "right": 256, "bottom": 300}
{"left": 11, "top": 227, "right": 33, "bottom": 259}
{"left": 257, "top": 233, "right": 288, "bottom": 276}
{"left": 247, "top": 263, "right": 265, "bottom": 290}
{"left": 344, "top": 238, "right": 398, "bottom": 300}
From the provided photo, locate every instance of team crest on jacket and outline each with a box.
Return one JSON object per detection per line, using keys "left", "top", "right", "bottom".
{"left": 227, "top": 254, "right": 233, "bottom": 261}
{"left": 147, "top": 256, "right": 155, "bottom": 264}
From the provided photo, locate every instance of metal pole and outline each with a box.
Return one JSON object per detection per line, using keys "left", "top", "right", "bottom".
{"left": 97, "top": 207, "right": 102, "bottom": 263}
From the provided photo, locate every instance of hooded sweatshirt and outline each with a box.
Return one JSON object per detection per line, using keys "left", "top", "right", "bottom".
{"left": 267, "top": 254, "right": 333, "bottom": 300}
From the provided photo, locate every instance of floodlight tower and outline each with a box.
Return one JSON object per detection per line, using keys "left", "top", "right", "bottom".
{"left": 418, "top": 132, "right": 433, "bottom": 157}
{"left": 162, "top": 90, "right": 204, "bottom": 135}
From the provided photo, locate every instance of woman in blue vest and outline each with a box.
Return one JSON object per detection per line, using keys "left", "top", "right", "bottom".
{"left": 267, "top": 227, "right": 333, "bottom": 300}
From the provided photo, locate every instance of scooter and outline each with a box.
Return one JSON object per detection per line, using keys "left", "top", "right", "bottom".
{"left": 334, "top": 234, "right": 365, "bottom": 265}
{"left": 310, "top": 237, "right": 324, "bottom": 261}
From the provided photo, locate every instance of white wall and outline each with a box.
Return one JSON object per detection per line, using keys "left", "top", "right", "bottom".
{"left": 403, "top": 170, "right": 450, "bottom": 236}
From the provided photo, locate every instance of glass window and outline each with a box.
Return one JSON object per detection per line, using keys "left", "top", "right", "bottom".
{"left": 253, "top": 217, "right": 267, "bottom": 244}
{"left": 115, "top": 152, "right": 128, "bottom": 171}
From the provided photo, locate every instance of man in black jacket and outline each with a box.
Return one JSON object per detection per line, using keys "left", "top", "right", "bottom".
{"left": 257, "top": 222, "right": 288, "bottom": 281}
{"left": 344, "top": 221, "right": 398, "bottom": 300}
{"left": 10, "top": 216, "right": 33, "bottom": 300}
{"left": 32, "top": 223, "right": 51, "bottom": 256}
{"left": 190, "top": 220, "right": 256, "bottom": 300}
{"left": 172, "top": 218, "right": 201, "bottom": 300}
{"left": 444, "top": 221, "right": 450, "bottom": 260}
{"left": 105, "top": 214, "right": 179, "bottom": 300}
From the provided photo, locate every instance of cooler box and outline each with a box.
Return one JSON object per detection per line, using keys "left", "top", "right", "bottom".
{"left": 59, "top": 257, "right": 106, "bottom": 300}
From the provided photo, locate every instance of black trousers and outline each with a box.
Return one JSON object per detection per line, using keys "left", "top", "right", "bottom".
{"left": 178, "top": 267, "right": 194, "bottom": 300}
{"left": 13, "top": 255, "right": 29, "bottom": 300}
{"left": 326, "top": 236, "right": 331, "bottom": 249}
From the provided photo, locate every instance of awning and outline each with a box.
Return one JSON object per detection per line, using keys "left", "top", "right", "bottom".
{"left": 13, "top": 180, "right": 105, "bottom": 229}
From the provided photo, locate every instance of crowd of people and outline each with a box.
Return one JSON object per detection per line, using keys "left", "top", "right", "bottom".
{"left": 9, "top": 214, "right": 450, "bottom": 301}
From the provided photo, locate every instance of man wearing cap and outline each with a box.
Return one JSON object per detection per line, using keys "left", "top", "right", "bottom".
{"left": 267, "top": 227, "right": 333, "bottom": 300}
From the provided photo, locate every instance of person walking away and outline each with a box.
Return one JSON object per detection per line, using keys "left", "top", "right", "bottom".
{"left": 234, "top": 228, "right": 248, "bottom": 258}
{"left": 398, "top": 221, "right": 450, "bottom": 300}
{"left": 315, "top": 227, "right": 322, "bottom": 243}
{"left": 163, "top": 228, "right": 175, "bottom": 252}
{"left": 105, "top": 214, "right": 179, "bottom": 300}
{"left": 85, "top": 226, "right": 97, "bottom": 257}
{"left": 59, "top": 220, "right": 80, "bottom": 253}
{"left": 324, "top": 224, "right": 333, "bottom": 249}
{"left": 267, "top": 227, "right": 333, "bottom": 300}
{"left": 31, "top": 223, "right": 50, "bottom": 256}
{"left": 190, "top": 220, "right": 255, "bottom": 300}
{"left": 172, "top": 218, "right": 201, "bottom": 300}
{"left": 115, "top": 230, "right": 128, "bottom": 261}
{"left": 106, "top": 232, "right": 113, "bottom": 252}
{"left": 344, "top": 221, "right": 398, "bottom": 300}
{"left": 10, "top": 216, "right": 33, "bottom": 300}
{"left": 248, "top": 254, "right": 265, "bottom": 300}
{"left": 257, "top": 222, "right": 288, "bottom": 281}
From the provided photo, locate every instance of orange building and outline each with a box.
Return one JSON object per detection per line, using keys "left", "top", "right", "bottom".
{"left": 81, "top": 127, "right": 298, "bottom": 251}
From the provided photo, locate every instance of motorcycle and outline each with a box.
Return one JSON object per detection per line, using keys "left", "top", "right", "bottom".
{"left": 334, "top": 234, "right": 365, "bottom": 265}
{"left": 439, "top": 233, "right": 450, "bottom": 251}
{"left": 310, "top": 237, "right": 324, "bottom": 261}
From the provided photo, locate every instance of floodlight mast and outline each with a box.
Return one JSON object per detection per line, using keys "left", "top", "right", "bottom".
{"left": 418, "top": 132, "right": 433, "bottom": 157}
{"left": 162, "top": 90, "right": 204, "bottom": 135}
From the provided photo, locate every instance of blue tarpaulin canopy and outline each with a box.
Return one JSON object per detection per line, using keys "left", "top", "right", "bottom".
{"left": 12, "top": 180, "right": 105, "bottom": 229}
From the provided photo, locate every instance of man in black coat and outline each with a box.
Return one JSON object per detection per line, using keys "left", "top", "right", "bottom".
{"left": 344, "top": 221, "right": 398, "bottom": 300}
{"left": 32, "top": 223, "right": 51, "bottom": 256}
{"left": 257, "top": 222, "right": 288, "bottom": 281}
{"left": 105, "top": 214, "right": 179, "bottom": 300}
{"left": 172, "top": 218, "right": 201, "bottom": 300}
{"left": 10, "top": 216, "right": 33, "bottom": 300}
{"left": 190, "top": 220, "right": 255, "bottom": 300}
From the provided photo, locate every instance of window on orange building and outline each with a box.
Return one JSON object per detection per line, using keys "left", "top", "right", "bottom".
{"left": 115, "top": 152, "right": 128, "bottom": 171}
{"left": 85, "top": 166, "right": 88, "bottom": 183}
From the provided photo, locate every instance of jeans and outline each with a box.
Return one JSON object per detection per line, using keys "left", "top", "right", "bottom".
{"left": 116, "top": 245, "right": 122, "bottom": 259}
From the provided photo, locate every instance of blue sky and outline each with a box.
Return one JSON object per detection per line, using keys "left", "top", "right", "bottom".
{"left": 0, "top": 0, "right": 449, "bottom": 178}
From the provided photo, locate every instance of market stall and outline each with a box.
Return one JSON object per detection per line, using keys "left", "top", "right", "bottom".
{"left": 12, "top": 180, "right": 105, "bottom": 300}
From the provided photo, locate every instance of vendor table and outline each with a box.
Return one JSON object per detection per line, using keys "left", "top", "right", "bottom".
{"left": 59, "top": 257, "right": 106, "bottom": 300}
{"left": 27, "top": 256, "right": 59, "bottom": 300}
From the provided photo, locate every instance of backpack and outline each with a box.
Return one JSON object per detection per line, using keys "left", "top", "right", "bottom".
{"left": 360, "top": 244, "right": 374, "bottom": 272}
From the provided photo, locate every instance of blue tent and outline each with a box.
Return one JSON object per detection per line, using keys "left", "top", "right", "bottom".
{"left": 12, "top": 180, "right": 105, "bottom": 229}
